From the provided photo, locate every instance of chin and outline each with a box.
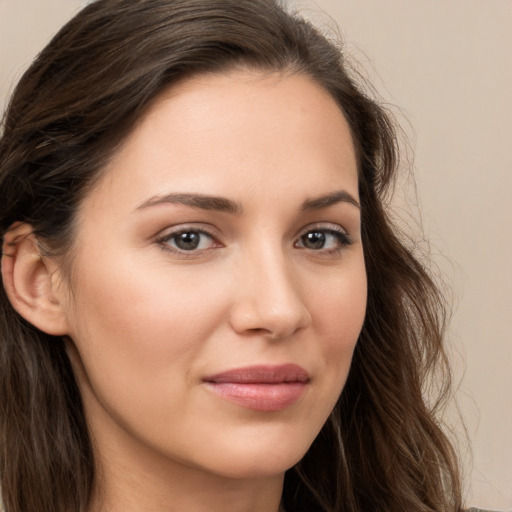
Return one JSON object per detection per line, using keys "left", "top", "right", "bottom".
{"left": 202, "top": 454, "right": 302, "bottom": 481}
{"left": 189, "top": 425, "right": 317, "bottom": 480}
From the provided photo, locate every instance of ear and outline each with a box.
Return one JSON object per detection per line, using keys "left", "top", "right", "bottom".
{"left": 1, "top": 223, "right": 70, "bottom": 336}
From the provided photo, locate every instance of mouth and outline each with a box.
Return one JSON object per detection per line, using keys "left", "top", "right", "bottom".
{"left": 202, "top": 364, "right": 310, "bottom": 412}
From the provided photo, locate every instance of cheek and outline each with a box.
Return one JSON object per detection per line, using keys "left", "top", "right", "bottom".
{"left": 64, "top": 255, "right": 236, "bottom": 453}
{"left": 310, "top": 261, "right": 367, "bottom": 380}
{"left": 317, "top": 262, "right": 366, "bottom": 331}
{"left": 65, "top": 253, "right": 229, "bottom": 399}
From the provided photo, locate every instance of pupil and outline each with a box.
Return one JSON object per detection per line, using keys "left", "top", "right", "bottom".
{"left": 304, "top": 231, "right": 325, "bottom": 249}
{"left": 176, "top": 232, "right": 200, "bottom": 250}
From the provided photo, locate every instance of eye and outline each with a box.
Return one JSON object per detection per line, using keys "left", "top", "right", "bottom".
{"left": 158, "top": 228, "right": 218, "bottom": 253}
{"left": 295, "top": 227, "right": 351, "bottom": 252}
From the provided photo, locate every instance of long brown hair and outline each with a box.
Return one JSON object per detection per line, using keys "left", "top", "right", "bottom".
{"left": 0, "top": 1, "right": 462, "bottom": 511}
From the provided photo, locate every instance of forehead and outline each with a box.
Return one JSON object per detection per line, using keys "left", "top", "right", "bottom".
{"left": 82, "top": 70, "right": 358, "bottom": 212}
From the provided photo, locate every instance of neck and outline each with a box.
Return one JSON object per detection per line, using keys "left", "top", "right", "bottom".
{"left": 89, "top": 467, "right": 284, "bottom": 512}
{"left": 86, "top": 418, "right": 285, "bottom": 512}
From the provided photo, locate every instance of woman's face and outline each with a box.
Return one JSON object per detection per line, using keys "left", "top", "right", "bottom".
{"left": 60, "top": 70, "right": 367, "bottom": 481}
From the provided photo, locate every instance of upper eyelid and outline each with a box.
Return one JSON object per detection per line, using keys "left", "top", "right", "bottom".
{"left": 296, "top": 225, "right": 350, "bottom": 242}
{"left": 296, "top": 222, "right": 349, "bottom": 237}
{"left": 156, "top": 221, "right": 347, "bottom": 235}
{"left": 154, "top": 221, "right": 351, "bottom": 245}
{"left": 156, "top": 223, "right": 219, "bottom": 238}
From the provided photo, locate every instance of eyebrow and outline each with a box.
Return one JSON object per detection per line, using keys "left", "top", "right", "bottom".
{"left": 135, "top": 193, "right": 242, "bottom": 214}
{"left": 301, "top": 190, "right": 360, "bottom": 211}
{"left": 135, "top": 189, "right": 360, "bottom": 215}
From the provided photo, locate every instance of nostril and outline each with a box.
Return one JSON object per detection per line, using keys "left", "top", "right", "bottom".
{"left": 229, "top": 296, "right": 311, "bottom": 340}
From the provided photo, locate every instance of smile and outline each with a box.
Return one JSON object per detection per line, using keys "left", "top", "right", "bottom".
{"left": 202, "top": 364, "right": 310, "bottom": 412}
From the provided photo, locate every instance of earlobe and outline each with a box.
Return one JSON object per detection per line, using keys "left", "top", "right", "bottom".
{"left": 1, "top": 223, "right": 69, "bottom": 336}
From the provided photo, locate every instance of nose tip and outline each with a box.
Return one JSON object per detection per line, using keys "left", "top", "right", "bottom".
{"left": 229, "top": 263, "right": 311, "bottom": 340}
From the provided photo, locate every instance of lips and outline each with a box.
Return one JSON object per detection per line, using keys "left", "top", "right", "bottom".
{"left": 202, "top": 364, "right": 310, "bottom": 411}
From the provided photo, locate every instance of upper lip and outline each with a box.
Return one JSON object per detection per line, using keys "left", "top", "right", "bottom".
{"left": 203, "top": 364, "right": 310, "bottom": 384}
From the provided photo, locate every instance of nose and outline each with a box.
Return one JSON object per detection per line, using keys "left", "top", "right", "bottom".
{"left": 229, "top": 247, "right": 311, "bottom": 340}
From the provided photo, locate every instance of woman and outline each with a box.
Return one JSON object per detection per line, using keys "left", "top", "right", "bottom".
{"left": 0, "top": 0, "right": 465, "bottom": 511}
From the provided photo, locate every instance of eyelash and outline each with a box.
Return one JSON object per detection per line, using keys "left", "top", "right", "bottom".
{"left": 294, "top": 225, "right": 352, "bottom": 255}
{"left": 156, "top": 226, "right": 220, "bottom": 256}
{"left": 155, "top": 224, "right": 352, "bottom": 257}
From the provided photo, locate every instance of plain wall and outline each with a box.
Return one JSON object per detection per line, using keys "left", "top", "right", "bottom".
{"left": 1, "top": 0, "right": 511, "bottom": 510}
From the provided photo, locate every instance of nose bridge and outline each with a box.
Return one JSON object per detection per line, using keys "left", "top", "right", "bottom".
{"left": 230, "top": 239, "right": 310, "bottom": 338}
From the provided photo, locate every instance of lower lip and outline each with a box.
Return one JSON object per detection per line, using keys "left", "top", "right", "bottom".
{"left": 204, "top": 382, "right": 307, "bottom": 411}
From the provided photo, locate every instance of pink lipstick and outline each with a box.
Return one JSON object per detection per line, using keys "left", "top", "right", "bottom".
{"left": 202, "top": 364, "right": 309, "bottom": 411}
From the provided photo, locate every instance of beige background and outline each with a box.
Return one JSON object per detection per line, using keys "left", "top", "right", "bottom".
{"left": 1, "top": 0, "right": 511, "bottom": 509}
